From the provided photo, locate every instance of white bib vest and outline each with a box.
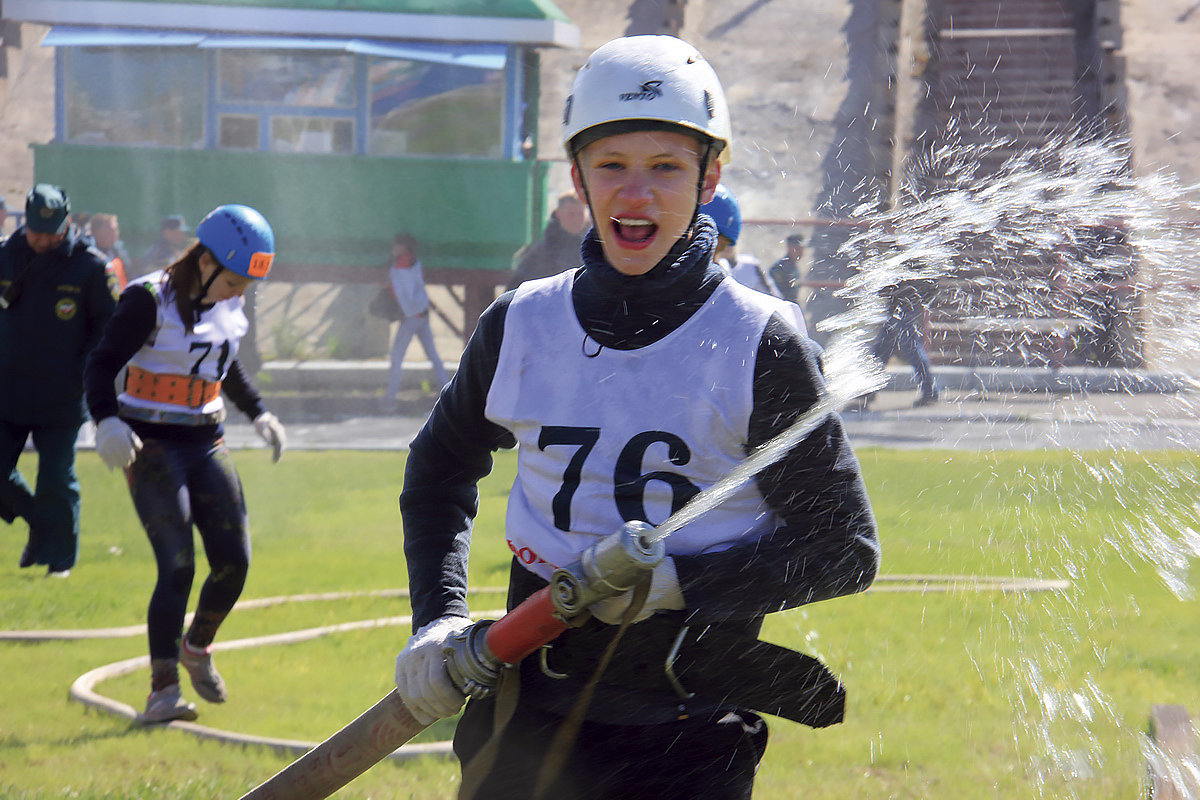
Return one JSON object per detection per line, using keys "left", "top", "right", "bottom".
{"left": 119, "top": 270, "right": 247, "bottom": 419}
{"left": 488, "top": 270, "right": 805, "bottom": 581}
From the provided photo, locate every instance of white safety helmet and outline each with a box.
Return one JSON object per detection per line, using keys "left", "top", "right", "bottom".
{"left": 562, "top": 35, "right": 732, "bottom": 164}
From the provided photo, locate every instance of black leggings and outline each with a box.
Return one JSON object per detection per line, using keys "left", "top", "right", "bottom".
{"left": 129, "top": 437, "right": 250, "bottom": 660}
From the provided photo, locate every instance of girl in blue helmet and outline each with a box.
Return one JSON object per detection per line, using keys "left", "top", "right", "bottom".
{"left": 84, "top": 204, "right": 286, "bottom": 724}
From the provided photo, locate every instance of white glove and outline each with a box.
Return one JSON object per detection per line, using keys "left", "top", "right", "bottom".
{"left": 95, "top": 417, "right": 142, "bottom": 471}
{"left": 394, "top": 615, "right": 474, "bottom": 726}
{"left": 253, "top": 412, "right": 286, "bottom": 462}
{"left": 589, "top": 557, "right": 685, "bottom": 625}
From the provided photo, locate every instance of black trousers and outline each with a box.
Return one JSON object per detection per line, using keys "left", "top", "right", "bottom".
{"left": 453, "top": 694, "right": 768, "bottom": 800}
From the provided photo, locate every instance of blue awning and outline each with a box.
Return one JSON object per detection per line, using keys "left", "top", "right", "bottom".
{"left": 42, "top": 27, "right": 508, "bottom": 69}
{"left": 42, "top": 27, "right": 205, "bottom": 47}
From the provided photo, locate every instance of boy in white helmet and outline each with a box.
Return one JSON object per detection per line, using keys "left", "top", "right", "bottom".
{"left": 394, "top": 35, "right": 878, "bottom": 799}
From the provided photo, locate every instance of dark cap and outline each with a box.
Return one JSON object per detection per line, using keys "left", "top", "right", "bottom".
{"left": 161, "top": 214, "right": 189, "bottom": 232}
{"left": 25, "top": 184, "right": 70, "bottom": 234}
{"left": 785, "top": 233, "right": 806, "bottom": 246}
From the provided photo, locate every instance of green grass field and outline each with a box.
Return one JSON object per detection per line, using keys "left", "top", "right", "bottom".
{"left": 1, "top": 447, "right": 1197, "bottom": 798}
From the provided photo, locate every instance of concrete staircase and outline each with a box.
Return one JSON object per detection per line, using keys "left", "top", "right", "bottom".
{"left": 912, "top": 0, "right": 1138, "bottom": 368}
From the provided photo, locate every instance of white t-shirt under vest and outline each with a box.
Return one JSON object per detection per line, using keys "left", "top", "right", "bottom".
{"left": 487, "top": 270, "right": 806, "bottom": 582}
{"left": 119, "top": 270, "right": 247, "bottom": 419}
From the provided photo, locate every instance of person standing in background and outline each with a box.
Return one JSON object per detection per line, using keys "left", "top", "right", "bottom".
{"left": 382, "top": 233, "right": 450, "bottom": 410}
{"left": 88, "top": 213, "right": 130, "bottom": 290}
{"left": 862, "top": 279, "right": 939, "bottom": 409}
{"left": 505, "top": 192, "right": 590, "bottom": 290}
{"left": 0, "top": 184, "right": 119, "bottom": 576}
{"left": 768, "top": 233, "right": 806, "bottom": 304}
{"left": 137, "top": 214, "right": 190, "bottom": 278}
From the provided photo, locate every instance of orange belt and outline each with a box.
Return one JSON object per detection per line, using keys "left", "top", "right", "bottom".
{"left": 125, "top": 365, "right": 221, "bottom": 409}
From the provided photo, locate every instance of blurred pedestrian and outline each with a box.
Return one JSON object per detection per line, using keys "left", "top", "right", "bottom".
{"left": 866, "top": 280, "right": 939, "bottom": 408}
{"left": 382, "top": 233, "right": 450, "bottom": 409}
{"left": 768, "top": 233, "right": 806, "bottom": 304}
{"left": 0, "top": 184, "right": 120, "bottom": 576}
{"left": 505, "top": 192, "right": 590, "bottom": 290}
{"left": 84, "top": 204, "right": 286, "bottom": 724}
{"left": 137, "top": 214, "right": 190, "bottom": 277}
{"left": 88, "top": 213, "right": 130, "bottom": 289}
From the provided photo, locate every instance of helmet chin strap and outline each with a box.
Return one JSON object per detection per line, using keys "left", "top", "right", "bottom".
{"left": 689, "top": 142, "right": 716, "bottom": 234}
{"left": 193, "top": 262, "right": 225, "bottom": 323}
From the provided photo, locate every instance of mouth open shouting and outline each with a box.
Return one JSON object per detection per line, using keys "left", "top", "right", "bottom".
{"left": 611, "top": 216, "right": 658, "bottom": 249}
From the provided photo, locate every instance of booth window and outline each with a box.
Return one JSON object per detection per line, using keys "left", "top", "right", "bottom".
{"left": 270, "top": 116, "right": 354, "bottom": 154}
{"left": 215, "top": 49, "right": 356, "bottom": 154}
{"left": 217, "top": 50, "right": 356, "bottom": 108}
{"left": 218, "top": 114, "right": 260, "bottom": 150}
{"left": 367, "top": 56, "right": 504, "bottom": 157}
{"left": 53, "top": 34, "right": 517, "bottom": 159}
{"left": 63, "top": 47, "right": 204, "bottom": 147}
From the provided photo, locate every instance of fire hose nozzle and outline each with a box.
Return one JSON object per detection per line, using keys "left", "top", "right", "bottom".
{"left": 549, "top": 521, "right": 665, "bottom": 619}
{"left": 441, "top": 521, "right": 665, "bottom": 701}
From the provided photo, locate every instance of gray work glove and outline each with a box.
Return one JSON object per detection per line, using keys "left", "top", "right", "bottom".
{"left": 95, "top": 417, "right": 142, "bottom": 471}
{"left": 253, "top": 412, "right": 286, "bottom": 462}
{"left": 394, "top": 615, "right": 473, "bottom": 726}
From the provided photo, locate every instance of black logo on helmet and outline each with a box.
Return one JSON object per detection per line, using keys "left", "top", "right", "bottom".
{"left": 619, "top": 81, "right": 664, "bottom": 102}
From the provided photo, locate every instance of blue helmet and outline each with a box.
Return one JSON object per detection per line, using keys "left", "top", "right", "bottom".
{"left": 196, "top": 204, "right": 275, "bottom": 280}
{"left": 700, "top": 184, "right": 741, "bottom": 245}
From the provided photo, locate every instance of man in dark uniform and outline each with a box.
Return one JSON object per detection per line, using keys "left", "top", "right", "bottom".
{"left": 0, "top": 184, "right": 119, "bottom": 576}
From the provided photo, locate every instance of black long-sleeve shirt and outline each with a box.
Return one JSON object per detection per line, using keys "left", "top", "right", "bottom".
{"left": 400, "top": 218, "right": 878, "bottom": 632}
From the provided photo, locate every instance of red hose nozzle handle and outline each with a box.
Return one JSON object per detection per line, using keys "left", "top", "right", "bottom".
{"left": 444, "top": 521, "right": 664, "bottom": 696}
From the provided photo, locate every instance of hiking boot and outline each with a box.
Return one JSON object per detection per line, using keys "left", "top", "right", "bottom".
{"left": 138, "top": 684, "right": 198, "bottom": 725}
{"left": 179, "top": 641, "right": 227, "bottom": 703}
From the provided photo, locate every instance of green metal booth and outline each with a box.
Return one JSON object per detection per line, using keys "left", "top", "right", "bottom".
{"left": 6, "top": 0, "right": 577, "bottom": 338}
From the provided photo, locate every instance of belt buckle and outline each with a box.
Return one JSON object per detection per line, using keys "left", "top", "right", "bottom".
{"left": 187, "top": 375, "right": 205, "bottom": 408}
